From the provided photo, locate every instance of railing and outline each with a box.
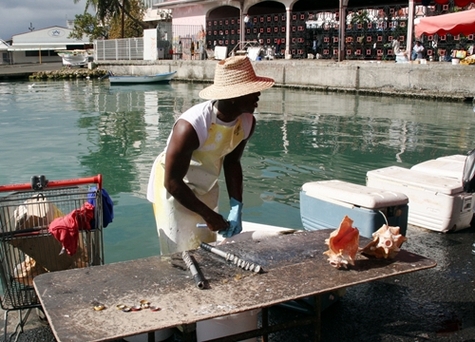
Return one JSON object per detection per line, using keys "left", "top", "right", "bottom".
{"left": 94, "top": 25, "right": 203, "bottom": 61}
{"left": 95, "top": 38, "right": 144, "bottom": 61}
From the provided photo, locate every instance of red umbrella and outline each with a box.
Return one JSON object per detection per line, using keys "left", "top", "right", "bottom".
{"left": 430, "top": 0, "right": 473, "bottom": 6}
{"left": 414, "top": 9, "right": 475, "bottom": 37}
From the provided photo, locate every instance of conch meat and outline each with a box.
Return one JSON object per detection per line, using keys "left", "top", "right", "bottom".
{"left": 361, "top": 224, "right": 407, "bottom": 259}
{"left": 323, "top": 216, "right": 360, "bottom": 269}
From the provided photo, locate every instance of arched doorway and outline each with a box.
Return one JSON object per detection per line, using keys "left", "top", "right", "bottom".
{"left": 206, "top": 2, "right": 286, "bottom": 57}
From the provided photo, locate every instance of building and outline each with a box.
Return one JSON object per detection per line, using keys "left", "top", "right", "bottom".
{"left": 150, "top": 0, "right": 475, "bottom": 60}
{"left": 5, "top": 24, "right": 91, "bottom": 65}
{"left": 0, "top": 39, "right": 10, "bottom": 64}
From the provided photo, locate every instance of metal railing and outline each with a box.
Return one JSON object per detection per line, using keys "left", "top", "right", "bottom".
{"left": 95, "top": 38, "right": 144, "bottom": 61}
{"left": 94, "top": 25, "right": 203, "bottom": 61}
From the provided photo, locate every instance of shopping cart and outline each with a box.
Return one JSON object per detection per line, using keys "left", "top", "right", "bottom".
{"left": 0, "top": 175, "right": 105, "bottom": 342}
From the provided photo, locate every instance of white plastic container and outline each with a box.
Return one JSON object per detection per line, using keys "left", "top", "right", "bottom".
{"left": 196, "top": 310, "right": 260, "bottom": 342}
{"left": 366, "top": 166, "right": 473, "bottom": 232}
{"left": 410, "top": 155, "right": 466, "bottom": 180}
{"left": 300, "top": 180, "right": 408, "bottom": 238}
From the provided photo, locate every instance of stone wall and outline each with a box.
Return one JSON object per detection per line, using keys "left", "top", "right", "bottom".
{"left": 96, "top": 59, "right": 475, "bottom": 101}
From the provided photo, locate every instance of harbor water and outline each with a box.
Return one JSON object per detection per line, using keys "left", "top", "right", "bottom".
{"left": 1, "top": 79, "right": 475, "bottom": 263}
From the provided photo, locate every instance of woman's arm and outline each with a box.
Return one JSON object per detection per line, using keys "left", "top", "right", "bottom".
{"left": 164, "top": 119, "right": 228, "bottom": 231}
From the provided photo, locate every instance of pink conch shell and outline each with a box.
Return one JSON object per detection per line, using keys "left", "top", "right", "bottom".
{"left": 323, "top": 216, "right": 360, "bottom": 269}
{"left": 361, "top": 224, "right": 407, "bottom": 259}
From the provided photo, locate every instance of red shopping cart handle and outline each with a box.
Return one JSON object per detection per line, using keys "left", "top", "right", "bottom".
{"left": 0, "top": 175, "right": 102, "bottom": 193}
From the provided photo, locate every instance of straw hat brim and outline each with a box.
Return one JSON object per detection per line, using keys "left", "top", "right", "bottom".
{"left": 199, "top": 76, "right": 275, "bottom": 100}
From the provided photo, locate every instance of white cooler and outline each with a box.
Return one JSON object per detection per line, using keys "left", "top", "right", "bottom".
{"left": 300, "top": 180, "right": 408, "bottom": 238}
{"left": 366, "top": 166, "right": 473, "bottom": 232}
{"left": 410, "top": 155, "right": 467, "bottom": 181}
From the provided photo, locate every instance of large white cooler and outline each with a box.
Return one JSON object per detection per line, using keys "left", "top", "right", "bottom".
{"left": 300, "top": 180, "right": 408, "bottom": 238}
{"left": 410, "top": 155, "right": 467, "bottom": 181}
{"left": 366, "top": 166, "right": 474, "bottom": 232}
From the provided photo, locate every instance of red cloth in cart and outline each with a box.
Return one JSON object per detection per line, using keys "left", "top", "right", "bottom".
{"left": 48, "top": 202, "right": 95, "bottom": 256}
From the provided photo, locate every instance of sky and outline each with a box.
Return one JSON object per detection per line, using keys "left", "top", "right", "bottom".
{"left": 0, "top": 0, "right": 89, "bottom": 41}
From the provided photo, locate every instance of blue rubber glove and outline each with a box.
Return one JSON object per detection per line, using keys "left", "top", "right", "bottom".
{"left": 220, "top": 197, "right": 243, "bottom": 238}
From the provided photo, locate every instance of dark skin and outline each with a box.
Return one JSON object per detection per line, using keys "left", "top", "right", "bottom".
{"left": 164, "top": 91, "right": 260, "bottom": 232}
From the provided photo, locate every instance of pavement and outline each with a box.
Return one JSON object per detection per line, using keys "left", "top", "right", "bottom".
{"left": 0, "top": 62, "right": 64, "bottom": 79}
{"left": 1, "top": 223, "right": 474, "bottom": 342}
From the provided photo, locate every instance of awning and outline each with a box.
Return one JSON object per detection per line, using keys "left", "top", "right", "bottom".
{"left": 414, "top": 9, "right": 475, "bottom": 37}
{"left": 8, "top": 45, "right": 68, "bottom": 51}
{"left": 433, "top": 0, "right": 473, "bottom": 6}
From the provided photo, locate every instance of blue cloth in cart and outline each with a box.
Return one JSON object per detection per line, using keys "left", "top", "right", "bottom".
{"left": 88, "top": 187, "right": 114, "bottom": 228}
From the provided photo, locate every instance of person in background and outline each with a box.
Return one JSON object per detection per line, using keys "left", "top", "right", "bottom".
{"left": 244, "top": 13, "right": 252, "bottom": 28}
{"left": 312, "top": 38, "right": 319, "bottom": 58}
{"left": 147, "top": 56, "right": 275, "bottom": 255}
{"left": 412, "top": 40, "right": 424, "bottom": 60}
{"left": 190, "top": 41, "right": 195, "bottom": 60}
{"left": 275, "top": 38, "right": 282, "bottom": 57}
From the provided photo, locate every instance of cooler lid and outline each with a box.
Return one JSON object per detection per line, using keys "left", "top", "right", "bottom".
{"left": 411, "top": 158, "right": 464, "bottom": 181}
{"left": 301, "top": 180, "right": 408, "bottom": 209}
{"left": 436, "top": 154, "right": 467, "bottom": 162}
{"left": 366, "top": 166, "right": 464, "bottom": 195}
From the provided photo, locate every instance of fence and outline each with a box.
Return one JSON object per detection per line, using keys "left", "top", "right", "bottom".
{"left": 95, "top": 38, "right": 144, "bottom": 61}
{"left": 94, "top": 25, "right": 204, "bottom": 61}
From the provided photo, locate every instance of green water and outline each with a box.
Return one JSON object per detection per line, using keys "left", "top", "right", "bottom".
{"left": 1, "top": 79, "right": 474, "bottom": 262}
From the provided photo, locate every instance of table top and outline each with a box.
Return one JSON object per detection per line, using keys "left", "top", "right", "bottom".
{"left": 33, "top": 229, "right": 436, "bottom": 342}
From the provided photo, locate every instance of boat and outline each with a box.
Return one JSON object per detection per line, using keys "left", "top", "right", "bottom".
{"left": 56, "top": 50, "right": 93, "bottom": 67}
{"left": 108, "top": 71, "right": 176, "bottom": 85}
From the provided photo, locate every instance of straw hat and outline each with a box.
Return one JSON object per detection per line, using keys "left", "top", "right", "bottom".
{"left": 199, "top": 56, "right": 275, "bottom": 100}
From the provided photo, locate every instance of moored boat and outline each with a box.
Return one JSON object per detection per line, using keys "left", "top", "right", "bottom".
{"left": 108, "top": 71, "right": 176, "bottom": 85}
{"left": 56, "top": 49, "right": 93, "bottom": 67}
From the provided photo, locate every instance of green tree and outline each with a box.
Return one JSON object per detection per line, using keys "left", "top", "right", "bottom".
{"left": 73, "top": 0, "right": 147, "bottom": 38}
{"left": 108, "top": 0, "right": 145, "bottom": 39}
{"left": 69, "top": 12, "right": 108, "bottom": 41}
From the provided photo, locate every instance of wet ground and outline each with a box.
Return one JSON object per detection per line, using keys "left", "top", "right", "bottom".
{"left": 1, "top": 223, "right": 474, "bottom": 342}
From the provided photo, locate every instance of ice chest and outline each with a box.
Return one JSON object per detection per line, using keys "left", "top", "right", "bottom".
{"left": 366, "top": 166, "right": 473, "bottom": 233}
{"left": 410, "top": 155, "right": 466, "bottom": 181}
{"left": 300, "top": 180, "right": 408, "bottom": 238}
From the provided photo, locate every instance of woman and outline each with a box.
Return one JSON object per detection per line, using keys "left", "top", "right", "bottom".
{"left": 147, "top": 56, "right": 275, "bottom": 254}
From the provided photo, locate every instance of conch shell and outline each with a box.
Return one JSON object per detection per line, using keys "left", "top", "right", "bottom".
{"left": 323, "top": 216, "right": 360, "bottom": 269}
{"left": 361, "top": 224, "right": 407, "bottom": 259}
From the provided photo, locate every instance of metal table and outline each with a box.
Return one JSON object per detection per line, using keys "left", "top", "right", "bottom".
{"left": 33, "top": 230, "right": 436, "bottom": 342}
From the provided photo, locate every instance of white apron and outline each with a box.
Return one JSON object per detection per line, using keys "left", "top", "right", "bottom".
{"left": 149, "top": 115, "right": 245, "bottom": 254}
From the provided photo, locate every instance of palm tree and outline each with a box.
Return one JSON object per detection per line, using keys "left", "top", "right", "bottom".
{"left": 74, "top": 0, "right": 146, "bottom": 38}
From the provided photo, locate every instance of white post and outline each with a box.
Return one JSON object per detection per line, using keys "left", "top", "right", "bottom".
{"left": 240, "top": 10, "right": 245, "bottom": 50}
{"left": 285, "top": 7, "right": 291, "bottom": 59}
{"left": 407, "top": 0, "right": 415, "bottom": 57}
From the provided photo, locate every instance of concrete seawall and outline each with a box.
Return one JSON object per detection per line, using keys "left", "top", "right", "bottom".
{"left": 97, "top": 59, "right": 475, "bottom": 101}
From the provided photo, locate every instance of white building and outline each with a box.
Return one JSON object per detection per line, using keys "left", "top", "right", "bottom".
{"left": 7, "top": 26, "right": 90, "bottom": 64}
{"left": 0, "top": 39, "right": 10, "bottom": 64}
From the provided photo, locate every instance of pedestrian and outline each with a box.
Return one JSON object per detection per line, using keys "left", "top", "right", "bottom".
{"left": 244, "top": 13, "right": 252, "bottom": 28}
{"left": 412, "top": 40, "right": 424, "bottom": 60}
{"left": 275, "top": 38, "right": 282, "bottom": 57}
{"left": 147, "top": 56, "right": 275, "bottom": 255}
{"left": 312, "top": 38, "right": 319, "bottom": 57}
{"left": 190, "top": 41, "right": 195, "bottom": 59}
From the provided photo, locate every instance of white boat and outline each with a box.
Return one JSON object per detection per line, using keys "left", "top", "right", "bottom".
{"left": 56, "top": 50, "right": 93, "bottom": 67}
{"left": 108, "top": 71, "right": 176, "bottom": 85}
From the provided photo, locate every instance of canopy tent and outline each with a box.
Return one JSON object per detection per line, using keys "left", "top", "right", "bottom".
{"left": 414, "top": 9, "right": 475, "bottom": 37}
